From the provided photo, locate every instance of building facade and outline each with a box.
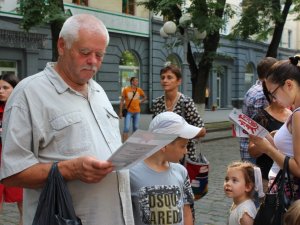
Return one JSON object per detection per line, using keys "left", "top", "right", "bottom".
{"left": 0, "top": 0, "right": 298, "bottom": 113}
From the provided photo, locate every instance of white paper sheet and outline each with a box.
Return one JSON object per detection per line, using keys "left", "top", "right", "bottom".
{"left": 108, "top": 129, "right": 178, "bottom": 170}
{"left": 228, "top": 108, "right": 269, "bottom": 138}
{"left": 232, "top": 123, "right": 249, "bottom": 137}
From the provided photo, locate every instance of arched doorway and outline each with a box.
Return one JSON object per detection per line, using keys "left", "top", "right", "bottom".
{"left": 119, "top": 50, "right": 140, "bottom": 97}
{"left": 165, "top": 54, "right": 181, "bottom": 68}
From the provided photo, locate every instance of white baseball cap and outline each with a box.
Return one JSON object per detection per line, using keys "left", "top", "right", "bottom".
{"left": 149, "top": 112, "right": 202, "bottom": 139}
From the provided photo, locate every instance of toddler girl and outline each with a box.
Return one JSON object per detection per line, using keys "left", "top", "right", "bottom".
{"left": 224, "top": 161, "right": 264, "bottom": 225}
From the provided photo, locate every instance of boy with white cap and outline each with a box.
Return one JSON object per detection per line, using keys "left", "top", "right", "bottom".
{"left": 130, "top": 111, "right": 203, "bottom": 225}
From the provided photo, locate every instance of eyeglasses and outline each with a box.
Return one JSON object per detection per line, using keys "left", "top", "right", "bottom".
{"left": 268, "top": 85, "right": 281, "bottom": 100}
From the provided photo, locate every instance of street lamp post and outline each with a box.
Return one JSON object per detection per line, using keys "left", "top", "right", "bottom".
{"left": 160, "top": 14, "right": 206, "bottom": 95}
{"left": 181, "top": 28, "right": 189, "bottom": 94}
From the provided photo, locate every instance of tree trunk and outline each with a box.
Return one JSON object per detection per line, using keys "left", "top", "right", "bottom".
{"left": 190, "top": 0, "right": 225, "bottom": 105}
{"left": 192, "top": 31, "right": 220, "bottom": 104}
{"left": 51, "top": 0, "right": 65, "bottom": 61}
{"left": 51, "top": 20, "right": 64, "bottom": 61}
{"left": 266, "top": 0, "right": 292, "bottom": 57}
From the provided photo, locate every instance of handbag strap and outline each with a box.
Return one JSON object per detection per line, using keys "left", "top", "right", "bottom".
{"left": 126, "top": 89, "right": 137, "bottom": 110}
{"left": 284, "top": 156, "right": 294, "bottom": 200}
{"left": 268, "top": 156, "right": 291, "bottom": 192}
{"left": 269, "top": 156, "right": 294, "bottom": 202}
{"left": 279, "top": 156, "right": 290, "bottom": 191}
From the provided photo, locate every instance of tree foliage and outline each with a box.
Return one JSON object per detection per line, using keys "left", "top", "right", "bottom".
{"left": 17, "top": 0, "right": 68, "bottom": 61}
{"left": 138, "top": 0, "right": 234, "bottom": 104}
{"left": 231, "top": 0, "right": 300, "bottom": 57}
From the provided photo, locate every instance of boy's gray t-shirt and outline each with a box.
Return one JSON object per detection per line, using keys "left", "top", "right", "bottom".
{"left": 130, "top": 161, "right": 194, "bottom": 225}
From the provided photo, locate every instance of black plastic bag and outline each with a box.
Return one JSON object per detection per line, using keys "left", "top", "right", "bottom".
{"left": 32, "top": 162, "right": 82, "bottom": 225}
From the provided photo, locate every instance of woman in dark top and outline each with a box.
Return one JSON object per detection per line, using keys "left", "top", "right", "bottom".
{"left": 248, "top": 81, "right": 291, "bottom": 190}
{"left": 152, "top": 64, "right": 206, "bottom": 162}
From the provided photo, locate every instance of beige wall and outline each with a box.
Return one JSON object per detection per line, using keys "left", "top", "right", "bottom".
{"left": 225, "top": 0, "right": 300, "bottom": 51}
{"left": 0, "top": 0, "right": 18, "bottom": 11}
{"left": 64, "top": 1, "right": 148, "bottom": 18}
{"left": 135, "top": 4, "right": 149, "bottom": 18}
{"left": 64, "top": 0, "right": 121, "bottom": 13}
{"left": 89, "top": 0, "right": 122, "bottom": 13}
{"left": 282, "top": 14, "right": 300, "bottom": 50}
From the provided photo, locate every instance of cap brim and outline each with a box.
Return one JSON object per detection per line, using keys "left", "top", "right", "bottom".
{"left": 179, "top": 123, "right": 202, "bottom": 139}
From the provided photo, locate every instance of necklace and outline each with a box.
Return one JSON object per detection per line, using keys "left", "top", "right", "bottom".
{"left": 165, "top": 92, "right": 180, "bottom": 111}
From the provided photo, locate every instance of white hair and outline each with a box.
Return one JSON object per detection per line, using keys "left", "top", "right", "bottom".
{"left": 59, "top": 14, "right": 110, "bottom": 49}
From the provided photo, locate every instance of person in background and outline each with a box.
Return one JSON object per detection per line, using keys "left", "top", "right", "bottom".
{"left": 0, "top": 14, "right": 134, "bottom": 225}
{"left": 240, "top": 57, "right": 278, "bottom": 163}
{"left": 130, "top": 112, "right": 204, "bottom": 225}
{"left": 152, "top": 64, "right": 206, "bottom": 162}
{"left": 0, "top": 72, "right": 22, "bottom": 225}
{"left": 224, "top": 161, "right": 264, "bottom": 225}
{"left": 249, "top": 56, "right": 300, "bottom": 200}
{"left": 205, "top": 87, "right": 209, "bottom": 108}
{"left": 119, "top": 77, "right": 147, "bottom": 142}
{"left": 248, "top": 81, "right": 291, "bottom": 192}
{"left": 284, "top": 199, "right": 300, "bottom": 225}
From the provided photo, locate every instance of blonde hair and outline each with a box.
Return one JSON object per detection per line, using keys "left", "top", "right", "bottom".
{"left": 227, "top": 161, "right": 256, "bottom": 196}
{"left": 284, "top": 200, "right": 300, "bottom": 225}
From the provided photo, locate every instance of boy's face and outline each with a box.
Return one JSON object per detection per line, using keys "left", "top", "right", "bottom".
{"left": 164, "top": 137, "right": 188, "bottom": 163}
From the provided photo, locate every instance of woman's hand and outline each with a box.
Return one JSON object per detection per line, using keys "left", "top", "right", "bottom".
{"left": 248, "top": 134, "right": 275, "bottom": 155}
{"left": 248, "top": 141, "right": 262, "bottom": 158}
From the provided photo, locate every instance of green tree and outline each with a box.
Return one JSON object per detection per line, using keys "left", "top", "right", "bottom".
{"left": 139, "top": 0, "right": 234, "bottom": 107}
{"left": 231, "top": 0, "right": 300, "bottom": 58}
{"left": 18, "top": 0, "right": 68, "bottom": 61}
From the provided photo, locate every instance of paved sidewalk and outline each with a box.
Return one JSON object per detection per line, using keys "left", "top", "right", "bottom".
{"left": 0, "top": 203, "right": 20, "bottom": 225}
{"left": 201, "top": 109, "right": 231, "bottom": 123}
{"left": 119, "top": 109, "right": 233, "bottom": 142}
{"left": 120, "top": 108, "right": 232, "bottom": 131}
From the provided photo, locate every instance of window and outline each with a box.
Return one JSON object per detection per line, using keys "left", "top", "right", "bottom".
{"left": 119, "top": 50, "right": 140, "bottom": 96}
{"left": 165, "top": 54, "right": 181, "bottom": 69}
{"left": 216, "top": 65, "right": 226, "bottom": 108}
{"left": 0, "top": 61, "right": 17, "bottom": 76}
{"left": 221, "top": 14, "right": 229, "bottom": 35}
{"left": 122, "top": 0, "right": 135, "bottom": 15}
{"left": 72, "top": 0, "right": 88, "bottom": 6}
{"left": 288, "top": 30, "right": 292, "bottom": 49}
{"left": 244, "top": 63, "right": 254, "bottom": 93}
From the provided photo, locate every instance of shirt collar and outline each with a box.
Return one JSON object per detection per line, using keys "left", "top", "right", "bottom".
{"left": 256, "top": 80, "right": 262, "bottom": 85}
{"left": 44, "top": 62, "right": 102, "bottom": 94}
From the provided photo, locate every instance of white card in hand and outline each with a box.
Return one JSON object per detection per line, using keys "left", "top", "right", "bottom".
{"left": 229, "top": 108, "right": 269, "bottom": 138}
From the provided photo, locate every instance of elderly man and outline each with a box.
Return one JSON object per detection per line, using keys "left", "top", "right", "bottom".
{"left": 0, "top": 14, "right": 133, "bottom": 225}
